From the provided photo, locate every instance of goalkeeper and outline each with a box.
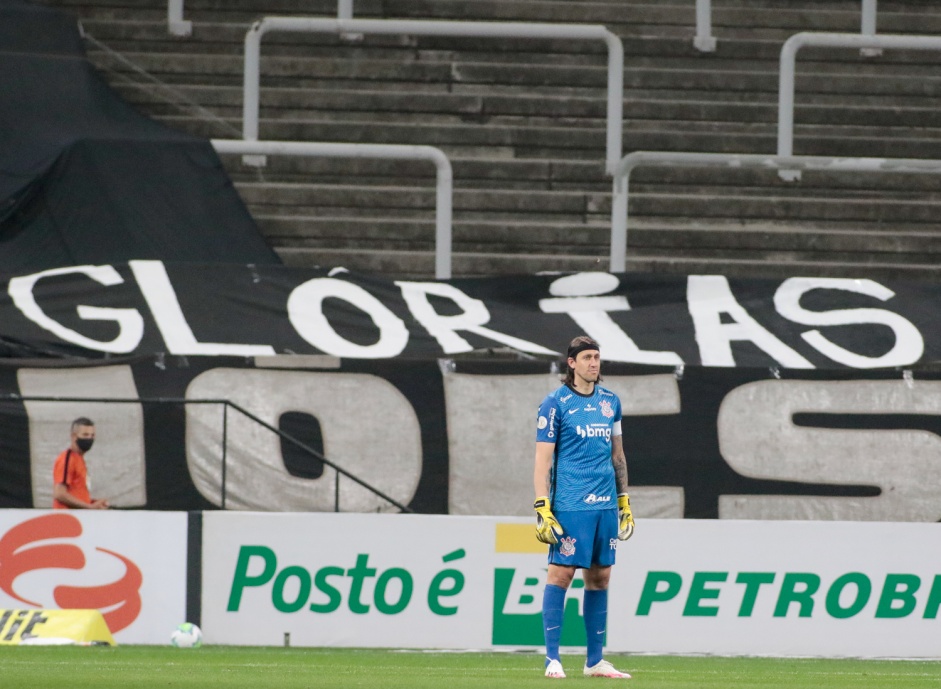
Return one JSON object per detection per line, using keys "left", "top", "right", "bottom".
{"left": 533, "top": 335, "right": 634, "bottom": 680}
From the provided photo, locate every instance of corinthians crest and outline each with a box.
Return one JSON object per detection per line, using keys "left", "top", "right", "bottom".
{"left": 559, "top": 536, "right": 577, "bottom": 557}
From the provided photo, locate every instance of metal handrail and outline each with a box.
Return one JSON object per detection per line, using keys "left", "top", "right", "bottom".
{"left": 695, "top": 0, "right": 878, "bottom": 52}
{"left": 242, "top": 16, "right": 625, "bottom": 174}
{"left": 778, "top": 31, "right": 941, "bottom": 179}
{"left": 609, "top": 151, "right": 941, "bottom": 273}
{"left": 10, "top": 394, "right": 412, "bottom": 513}
{"left": 167, "top": 0, "right": 191, "bottom": 37}
{"left": 211, "top": 139, "right": 454, "bottom": 279}
{"left": 168, "top": 0, "right": 359, "bottom": 35}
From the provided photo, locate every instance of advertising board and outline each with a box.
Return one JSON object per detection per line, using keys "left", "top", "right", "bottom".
{"left": 0, "top": 510, "right": 188, "bottom": 644}
{"left": 202, "top": 513, "right": 941, "bottom": 657}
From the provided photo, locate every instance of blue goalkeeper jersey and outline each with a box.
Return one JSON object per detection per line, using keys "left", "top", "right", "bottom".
{"left": 535, "top": 383, "right": 623, "bottom": 511}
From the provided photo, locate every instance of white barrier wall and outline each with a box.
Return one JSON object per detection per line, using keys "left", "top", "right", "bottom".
{"left": 0, "top": 510, "right": 188, "bottom": 644}
{"left": 3, "top": 509, "right": 936, "bottom": 655}
{"left": 611, "top": 519, "right": 941, "bottom": 658}
{"left": 203, "top": 513, "right": 941, "bottom": 658}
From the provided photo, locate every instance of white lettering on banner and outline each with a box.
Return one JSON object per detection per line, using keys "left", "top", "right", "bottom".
{"left": 129, "top": 260, "right": 275, "bottom": 356}
{"left": 185, "top": 369, "right": 422, "bottom": 511}
{"left": 8, "top": 265, "right": 144, "bottom": 353}
{"left": 396, "top": 281, "right": 556, "bottom": 356}
{"left": 538, "top": 272, "right": 683, "bottom": 365}
{"left": 717, "top": 379, "right": 941, "bottom": 521}
{"left": 289, "top": 278, "right": 408, "bottom": 358}
{"left": 687, "top": 275, "right": 813, "bottom": 368}
{"left": 19, "top": 366, "right": 146, "bottom": 508}
{"left": 444, "top": 372, "right": 558, "bottom": 515}
{"left": 773, "top": 277, "right": 924, "bottom": 369}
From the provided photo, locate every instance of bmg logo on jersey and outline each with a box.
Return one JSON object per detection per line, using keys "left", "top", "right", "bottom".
{"left": 575, "top": 424, "right": 611, "bottom": 441}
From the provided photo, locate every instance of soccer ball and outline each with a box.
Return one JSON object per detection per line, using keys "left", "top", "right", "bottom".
{"left": 170, "top": 622, "right": 203, "bottom": 648}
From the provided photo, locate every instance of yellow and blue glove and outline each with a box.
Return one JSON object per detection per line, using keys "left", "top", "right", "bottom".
{"left": 534, "top": 496, "right": 563, "bottom": 544}
{"left": 617, "top": 493, "right": 635, "bottom": 541}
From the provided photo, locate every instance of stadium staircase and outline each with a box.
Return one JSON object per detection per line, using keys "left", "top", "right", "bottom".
{"left": 39, "top": 0, "right": 941, "bottom": 280}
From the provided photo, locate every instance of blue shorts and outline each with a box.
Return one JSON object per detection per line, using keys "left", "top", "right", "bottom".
{"left": 548, "top": 509, "right": 618, "bottom": 569}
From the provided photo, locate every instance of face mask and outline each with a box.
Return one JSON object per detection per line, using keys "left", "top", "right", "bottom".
{"left": 76, "top": 438, "right": 94, "bottom": 453}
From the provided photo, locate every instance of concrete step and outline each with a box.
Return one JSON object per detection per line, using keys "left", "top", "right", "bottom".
{"left": 77, "top": 14, "right": 941, "bottom": 73}
{"left": 234, "top": 181, "right": 604, "bottom": 215}
{"left": 274, "top": 245, "right": 941, "bottom": 283}
{"left": 235, "top": 179, "right": 941, "bottom": 225}
{"left": 111, "top": 79, "right": 941, "bottom": 130}
{"left": 152, "top": 109, "right": 941, "bottom": 159}
{"left": 86, "top": 29, "right": 941, "bottom": 105}
{"left": 258, "top": 215, "right": 941, "bottom": 255}
{"left": 55, "top": 0, "right": 941, "bottom": 37}
{"left": 221, "top": 155, "right": 941, "bottom": 195}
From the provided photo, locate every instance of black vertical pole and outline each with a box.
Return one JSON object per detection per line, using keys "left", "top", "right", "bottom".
{"left": 185, "top": 511, "right": 203, "bottom": 627}
{"left": 221, "top": 403, "right": 228, "bottom": 510}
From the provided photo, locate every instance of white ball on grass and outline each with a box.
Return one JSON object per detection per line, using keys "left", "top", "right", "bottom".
{"left": 170, "top": 622, "right": 203, "bottom": 648}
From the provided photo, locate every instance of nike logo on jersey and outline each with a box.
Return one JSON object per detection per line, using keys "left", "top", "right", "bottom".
{"left": 568, "top": 409, "right": 578, "bottom": 414}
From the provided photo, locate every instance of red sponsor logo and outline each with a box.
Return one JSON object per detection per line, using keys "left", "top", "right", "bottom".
{"left": 0, "top": 513, "right": 142, "bottom": 633}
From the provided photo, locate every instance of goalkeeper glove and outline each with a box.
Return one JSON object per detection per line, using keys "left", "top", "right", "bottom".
{"left": 534, "top": 496, "right": 563, "bottom": 544}
{"left": 617, "top": 493, "right": 635, "bottom": 541}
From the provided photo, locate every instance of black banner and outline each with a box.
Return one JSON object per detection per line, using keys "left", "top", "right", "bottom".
{"left": 2, "top": 355, "right": 940, "bottom": 522}
{"left": 1, "top": 262, "right": 939, "bottom": 370}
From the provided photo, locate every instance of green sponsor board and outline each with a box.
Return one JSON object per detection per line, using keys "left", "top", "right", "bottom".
{"left": 492, "top": 568, "right": 587, "bottom": 646}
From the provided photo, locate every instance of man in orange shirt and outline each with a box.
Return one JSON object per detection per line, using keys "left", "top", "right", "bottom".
{"left": 52, "top": 417, "right": 109, "bottom": 509}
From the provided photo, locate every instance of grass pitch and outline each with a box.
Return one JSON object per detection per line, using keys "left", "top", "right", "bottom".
{"left": 2, "top": 646, "right": 940, "bottom": 688}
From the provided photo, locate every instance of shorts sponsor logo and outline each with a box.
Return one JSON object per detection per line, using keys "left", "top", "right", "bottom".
{"left": 609, "top": 538, "right": 617, "bottom": 550}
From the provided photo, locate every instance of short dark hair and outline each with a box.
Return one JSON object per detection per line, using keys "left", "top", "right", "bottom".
{"left": 563, "top": 335, "right": 601, "bottom": 386}
{"left": 71, "top": 417, "right": 95, "bottom": 433}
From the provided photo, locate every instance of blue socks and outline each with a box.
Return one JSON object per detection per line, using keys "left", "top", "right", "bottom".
{"left": 542, "top": 583, "right": 566, "bottom": 663}
{"left": 584, "top": 588, "right": 608, "bottom": 667}
{"left": 543, "top": 583, "right": 608, "bottom": 667}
